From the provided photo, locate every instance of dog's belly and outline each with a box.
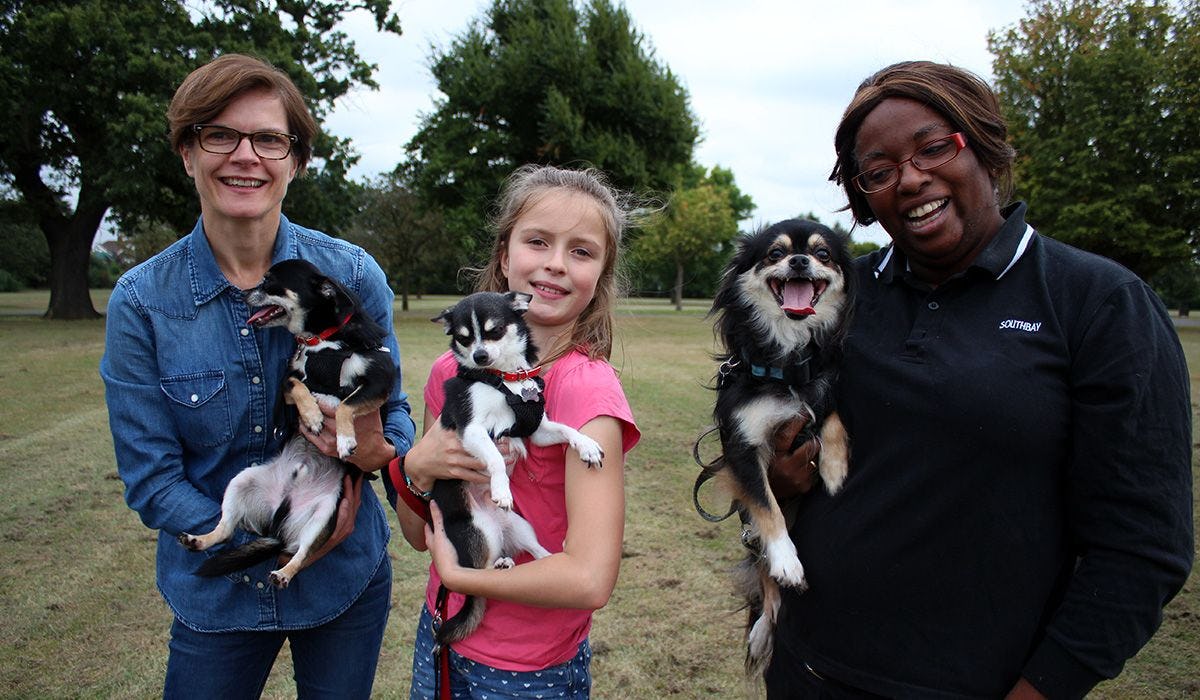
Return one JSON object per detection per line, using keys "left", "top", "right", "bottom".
{"left": 242, "top": 440, "right": 344, "bottom": 531}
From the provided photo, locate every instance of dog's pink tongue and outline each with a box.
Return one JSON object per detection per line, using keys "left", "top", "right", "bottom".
{"left": 247, "top": 305, "right": 282, "bottom": 326}
{"left": 781, "top": 280, "right": 816, "bottom": 316}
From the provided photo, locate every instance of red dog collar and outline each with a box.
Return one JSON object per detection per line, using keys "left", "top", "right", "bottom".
{"left": 298, "top": 313, "right": 353, "bottom": 346}
{"left": 483, "top": 366, "right": 542, "bottom": 382}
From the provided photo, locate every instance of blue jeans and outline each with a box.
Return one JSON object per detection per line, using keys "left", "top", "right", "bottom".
{"left": 409, "top": 605, "right": 592, "bottom": 699}
{"left": 163, "top": 556, "right": 391, "bottom": 699}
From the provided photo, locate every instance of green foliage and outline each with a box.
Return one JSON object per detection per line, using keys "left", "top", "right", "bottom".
{"left": 850, "top": 240, "right": 882, "bottom": 258}
{"left": 633, "top": 178, "right": 738, "bottom": 308}
{"left": 0, "top": 0, "right": 401, "bottom": 317}
{"left": 0, "top": 202, "right": 50, "bottom": 288}
{"left": 403, "top": 0, "right": 700, "bottom": 261}
{"left": 1151, "top": 258, "right": 1200, "bottom": 314}
{"left": 87, "top": 251, "right": 122, "bottom": 288}
{"left": 114, "top": 219, "right": 183, "bottom": 268}
{"left": 344, "top": 175, "right": 457, "bottom": 307}
{"left": 989, "top": 0, "right": 1199, "bottom": 279}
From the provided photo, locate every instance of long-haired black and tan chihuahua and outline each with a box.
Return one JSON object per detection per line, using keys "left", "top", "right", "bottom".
{"left": 700, "top": 219, "right": 853, "bottom": 675}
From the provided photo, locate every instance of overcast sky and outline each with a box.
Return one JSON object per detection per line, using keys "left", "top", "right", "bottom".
{"left": 324, "top": 1, "right": 1029, "bottom": 245}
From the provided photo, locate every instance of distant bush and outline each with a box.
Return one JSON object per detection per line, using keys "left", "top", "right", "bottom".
{"left": 0, "top": 268, "right": 22, "bottom": 292}
{"left": 0, "top": 220, "right": 50, "bottom": 288}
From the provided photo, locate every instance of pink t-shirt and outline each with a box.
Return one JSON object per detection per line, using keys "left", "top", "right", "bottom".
{"left": 423, "top": 348, "right": 640, "bottom": 671}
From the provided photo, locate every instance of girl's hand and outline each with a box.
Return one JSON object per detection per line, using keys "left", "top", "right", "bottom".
{"left": 424, "top": 501, "right": 465, "bottom": 588}
{"left": 403, "top": 422, "right": 491, "bottom": 492}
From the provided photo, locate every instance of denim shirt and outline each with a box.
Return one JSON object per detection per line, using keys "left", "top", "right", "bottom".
{"left": 100, "top": 214, "right": 416, "bottom": 632}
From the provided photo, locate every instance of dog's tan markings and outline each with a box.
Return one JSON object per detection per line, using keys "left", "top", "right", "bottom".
{"left": 818, "top": 412, "right": 849, "bottom": 494}
{"left": 287, "top": 377, "right": 324, "bottom": 435}
{"left": 806, "top": 232, "right": 829, "bottom": 253}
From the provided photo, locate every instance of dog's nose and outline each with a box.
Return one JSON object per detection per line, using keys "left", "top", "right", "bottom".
{"left": 473, "top": 349, "right": 491, "bottom": 366}
{"left": 789, "top": 255, "right": 810, "bottom": 270}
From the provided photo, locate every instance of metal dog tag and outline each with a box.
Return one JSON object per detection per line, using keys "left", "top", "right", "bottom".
{"left": 520, "top": 381, "right": 541, "bottom": 402}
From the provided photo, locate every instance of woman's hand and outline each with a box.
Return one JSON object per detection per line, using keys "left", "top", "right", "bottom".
{"left": 767, "top": 416, "right": 822, "bottom": 500}
{"left": 297, "top": 404, "right": 391, "bottom": 472}
{"left": 278, "top": 471, "right": 362, "bottom": 570}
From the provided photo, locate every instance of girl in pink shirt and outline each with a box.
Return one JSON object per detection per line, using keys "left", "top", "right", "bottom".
{"left": 389, "top": 165, "right": 641, "bottom": 698}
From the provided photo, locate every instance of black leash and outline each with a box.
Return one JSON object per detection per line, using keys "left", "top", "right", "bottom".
{"left": 692, "top": 426, "right": 737, "bottom": 523}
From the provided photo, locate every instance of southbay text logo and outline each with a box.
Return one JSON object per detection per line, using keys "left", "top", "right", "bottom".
{"left": 999, "top": 319, "right": 1042, "bottom": 332}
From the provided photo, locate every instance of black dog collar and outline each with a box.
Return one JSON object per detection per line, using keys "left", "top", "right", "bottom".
{"left": 719, "top": 349, "right": 817, "bottom": 387}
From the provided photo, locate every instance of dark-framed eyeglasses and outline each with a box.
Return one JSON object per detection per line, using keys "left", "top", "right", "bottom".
{"left": 191, "top": 124, "right": 297, "bottom": 160}
{"left": 853, "top": 132, "right": 967, "bottom": 194}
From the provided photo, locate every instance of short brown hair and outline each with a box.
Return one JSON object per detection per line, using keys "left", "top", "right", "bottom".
{"left": 167, "top": 54, "right": 317, "bottom": 173}
{"left": 473, "top": 165, "right": 637, "bottom": 362}
{"left": 829, "top": 61, "right": 1015, "bottom": 227}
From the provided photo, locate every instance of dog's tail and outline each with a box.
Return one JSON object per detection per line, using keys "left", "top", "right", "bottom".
{"left": 194, "top": 537, "right": 286, "bottom": 577}
{"left": 436, "top": 595, "right": 486, "bottom": 645}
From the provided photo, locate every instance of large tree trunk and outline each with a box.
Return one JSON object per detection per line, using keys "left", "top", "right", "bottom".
{"left": 672, "top": 259, "right": 684, "bottom": 311}
{"left": 42, "top": 186, "right": 108, "bottom": 319}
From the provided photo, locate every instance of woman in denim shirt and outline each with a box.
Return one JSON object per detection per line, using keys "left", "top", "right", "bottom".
{"left": 100, "top": 54, "right": 415, "bottom": 699}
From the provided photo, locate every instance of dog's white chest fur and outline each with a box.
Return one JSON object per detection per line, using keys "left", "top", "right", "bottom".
{"left": 467, "top": 382, "right": 520, "bottom": 435}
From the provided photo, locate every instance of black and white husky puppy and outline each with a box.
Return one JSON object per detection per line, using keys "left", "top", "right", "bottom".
{"left": 703, "top": 219, "right": 854, "bottom": 675}
{"left": 178, "top": 259, "right": 393, "bottom": 589}
{"left": 430, "top": 290, "right": 604, "bottom": 643}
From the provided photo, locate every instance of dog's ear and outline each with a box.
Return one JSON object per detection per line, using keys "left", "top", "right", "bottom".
{"left": 432, "top": 306, "right": 455, "bottom": 334}
{"left": 506, "top": 291, "right": 532, "bottom": 314}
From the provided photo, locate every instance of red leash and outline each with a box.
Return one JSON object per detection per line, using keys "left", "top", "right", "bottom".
{"left": 433, "top": 586, "right": 452, "bottom": 700}
{"left": 388, "top": 456, "right": 451, "bottom": 698}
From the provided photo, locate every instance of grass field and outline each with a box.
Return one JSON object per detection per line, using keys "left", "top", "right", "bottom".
{"left": 0, "top": 289, "right": 1195, "bottom": 699}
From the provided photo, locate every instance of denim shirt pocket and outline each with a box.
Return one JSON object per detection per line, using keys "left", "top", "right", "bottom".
{"left": 161, "top": 370, "right": 234, "bottom": 447}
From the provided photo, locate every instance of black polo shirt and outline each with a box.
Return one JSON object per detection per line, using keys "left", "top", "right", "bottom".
{"left": 772, "top": 203, "right": 1193, "bottom": 699}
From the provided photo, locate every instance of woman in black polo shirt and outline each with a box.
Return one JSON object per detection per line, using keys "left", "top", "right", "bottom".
{"left": 765, "top": 61, "right": 1193, "bottom": 699}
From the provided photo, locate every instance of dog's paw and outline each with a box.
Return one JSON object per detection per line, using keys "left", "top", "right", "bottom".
{"left": 493, "top": 557, "right": 515, "bottom": 569}
{"left": 572, "top": 437, "right": 605, "bottom": 469}
{"left": 178, "top": 533, "right": 201, "bottom": 551}
{"left": 337, "top": 434, "right": 357, "bottom": 460}
{"left": 491, "top": 491, "right": 513, "bottom": 511}
{"left": 268, "top": 570, "right": 291, "bottom": 589}
{"left": 765, "top": 539, "right": 807, "bottom": 589}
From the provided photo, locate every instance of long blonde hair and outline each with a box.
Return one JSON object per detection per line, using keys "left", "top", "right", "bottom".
{"left": 473, "top": 164, "right": 634, "bottom": 361}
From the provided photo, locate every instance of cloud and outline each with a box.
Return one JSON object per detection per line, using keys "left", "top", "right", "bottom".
{"left": 324, "top": 0, "right": 1028, "bottom": 245}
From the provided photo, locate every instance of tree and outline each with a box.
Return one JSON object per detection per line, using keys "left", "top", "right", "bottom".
{"left": 0, "top": 0, "right": 401, "bottom": 319}
{"left": 631, "top": 164, "right": 753, "bottom": 303}
{"left": 403, "top": 0, "right": 699, "bottom": 266}
{"left": 345, "top": 175, "right": 450, "bottom": 310}
{"left": 634, "top": 181, "right": 737, "bottom": 310}
{"left": 989, "top": 0, "right": 1199, "bottom": 280}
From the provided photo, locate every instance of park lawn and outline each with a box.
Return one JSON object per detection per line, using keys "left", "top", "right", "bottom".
{"left": 0, "top": 290, "right": 1195, "bottom": 698}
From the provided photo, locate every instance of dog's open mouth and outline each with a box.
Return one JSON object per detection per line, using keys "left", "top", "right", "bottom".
{"left": 247, "top": 305, "right": 285, "bottom": 327}
{"left": 770, "top": 278, "right": 827, "bottom": 317}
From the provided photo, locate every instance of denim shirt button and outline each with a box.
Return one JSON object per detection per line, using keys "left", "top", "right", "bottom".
{"left": 240, "top": 328, "right": 250, "bottom": 336}
{"left": 252, "top": 376, "right": 261, "bottom": 384}
{"left": 256, "top": 581, "right": 265, "bottom": 590}
{"left": 190, "top": 394, "right": 199, "bottom": 403}
{"left": 254, "top": 425, "right": 263, "bottom": 433}
{"left": 242, "top": 575, "right": 250, "bottom": 583}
